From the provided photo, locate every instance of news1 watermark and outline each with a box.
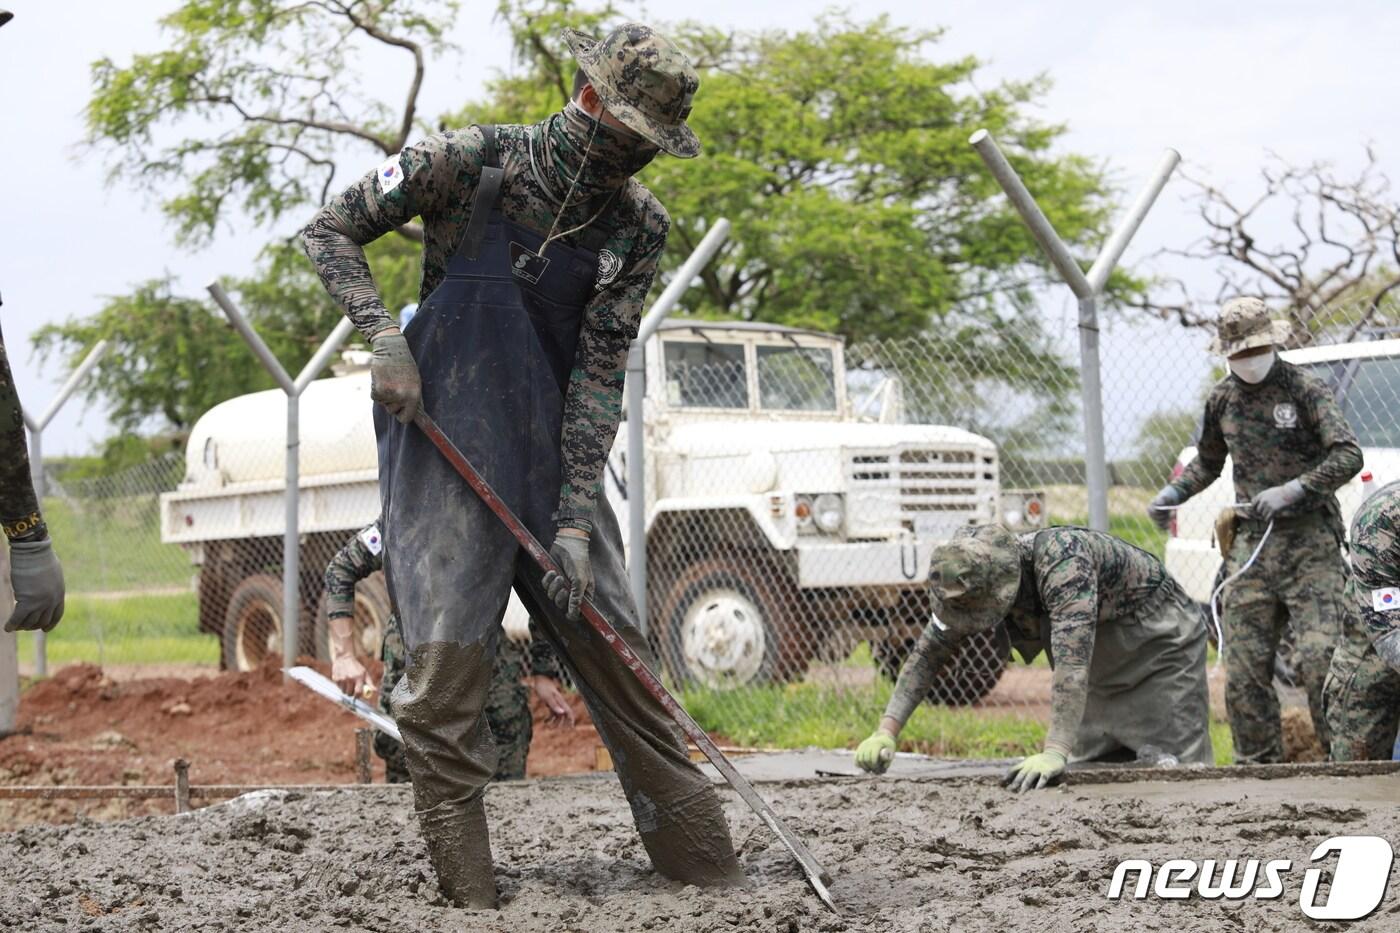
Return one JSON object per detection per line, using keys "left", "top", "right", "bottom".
{"left": 1107, "top": 836, "right": 1394, "bottom": 921}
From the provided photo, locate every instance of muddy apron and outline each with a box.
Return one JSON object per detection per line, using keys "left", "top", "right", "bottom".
{"left": 374, "top": 127, "right": 743, "bottom": 902}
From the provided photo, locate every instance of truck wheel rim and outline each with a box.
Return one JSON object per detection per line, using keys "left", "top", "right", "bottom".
{"left": 680, "top": 587, "right": 767, "bottom": 687}
{"left": 236, "top": 603, "right": 282, "bottom": 671}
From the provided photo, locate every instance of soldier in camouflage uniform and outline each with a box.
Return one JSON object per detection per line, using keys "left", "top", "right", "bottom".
{"left": 1148, "top": 298, "right": 1362, "bottom": 763}
{"left": 855, "top": 525, "right": 1212, "bottom": 789}
{"left": 1, "top": 295, "right": 65, "bottom": 634}
{"left": 301, "top": 24, "right": 744, "bottom": 905}
{"left": 322, "top": 520, "right": 573, "bottom": 782}
{"left": 1324, "top": 481, "right": 1400, "bottom": 760}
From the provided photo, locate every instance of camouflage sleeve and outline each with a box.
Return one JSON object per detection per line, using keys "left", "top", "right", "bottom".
{"left": 881, "top": 619, "right": 960, "bottom": 729}
{"left": 525, "top": 616, "right": 563, "bottom": 679}
{"left": 322, "top": 524, "right": 383, "bottom": 618}
{"left": 1351, "top": 488, "right": 1400, "bottom": 662}
{"left": 299, "top": 130, "right": 483, "bottom": 340}
{"left": 0, "top": 328, "right": 45, "bottom": 543}
{"left": 552, "top": 200, "right": 669, "bottom": 532}
{"left": 1172, "top": 389, "right": 1227, "bottom": 500}
{"left": 1033, "top": 533, "right": 1098, "bottom": 755}
{"left": 1297, "top": 376, "right": 1363, "bottom": 495}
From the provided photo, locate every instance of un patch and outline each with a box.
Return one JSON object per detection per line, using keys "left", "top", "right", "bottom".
{"left": 1273, "top": 403, "right": 1298, "bottom": 429}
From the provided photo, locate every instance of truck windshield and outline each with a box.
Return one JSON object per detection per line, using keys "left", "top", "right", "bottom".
{"left": 757, "top": 345, "right": 837, "bottom": 411}
{"left": 1304, "top": 354, "right": 1400, "bottom": 447}
{"left": 664, "top": 341, "right": 749, "bottom": 408}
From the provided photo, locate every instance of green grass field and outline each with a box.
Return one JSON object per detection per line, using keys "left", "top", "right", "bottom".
{"left": 18, "top": 591, "right": 216, "bottom": 667}
{"left": 42, "top": 495, "right": 194, "bottom": 594}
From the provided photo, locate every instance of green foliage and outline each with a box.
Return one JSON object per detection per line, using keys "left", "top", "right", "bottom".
{"left": 85, "top": 0, "right": 460, "bottom": 247}
{"left": 19, "top": 592, "right": 216, "bottom": 668}
{"left": 1131, "top": 408, "right": 1199, "bottom": 488}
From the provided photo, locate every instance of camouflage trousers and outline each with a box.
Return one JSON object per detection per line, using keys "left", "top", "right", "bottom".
{"left": 375, "top": 613, "right": 534, "bottom": 782}
{"left": 1323, "top": 634, "right": 1400, "bottom": 762}
{"left": 1222, "top": 516, "right": 1346, "bottom": 764}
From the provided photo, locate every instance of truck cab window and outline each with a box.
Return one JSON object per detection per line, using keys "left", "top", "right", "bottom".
{"left": 757, "top": 346, "right": 837, "bottom": 412}
{"left": 664, "top": 341, "right": 749, "bottom": 409}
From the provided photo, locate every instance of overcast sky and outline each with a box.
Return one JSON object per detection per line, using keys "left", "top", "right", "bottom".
{"left": 2, "top": 0, "right": 1396, "bottom": 457}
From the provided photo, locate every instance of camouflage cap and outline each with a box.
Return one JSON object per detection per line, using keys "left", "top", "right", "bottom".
{"left": 1209, "top": 297, "right": 1291, "bottom": 357}
{"left": 928, "top": 524, "right": 1021, "bottom": 636}
{"left": 562, "top": 23, "right": 700, "bottom": 159}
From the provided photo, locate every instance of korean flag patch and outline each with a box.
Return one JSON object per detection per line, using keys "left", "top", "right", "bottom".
{"left": 358, "top": 524, "right": 384, "bottom": 556}
{"left": 377, "top": 153, "right": 405, "bottom": 195}
{"left": 1373, "top": 587, "right": 1400, "bottom": 612}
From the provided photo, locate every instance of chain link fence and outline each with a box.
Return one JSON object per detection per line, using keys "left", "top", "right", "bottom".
{"left": 26, "top": 299, "right": 1400, "bottom": 758}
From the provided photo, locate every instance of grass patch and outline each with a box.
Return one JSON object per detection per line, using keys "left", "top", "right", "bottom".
{"left": 18, "top": 590, "right": 217, "bottom": 667}
{"left": 41, "top": 495, "right": 194, "bottom": 593}
{"left": 681, "top": 678, "right": 1044, "bottom": 759}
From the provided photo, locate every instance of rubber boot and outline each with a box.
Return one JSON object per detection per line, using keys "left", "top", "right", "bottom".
{"left": 417, "top": 797, "right": 498, "bottom": 909}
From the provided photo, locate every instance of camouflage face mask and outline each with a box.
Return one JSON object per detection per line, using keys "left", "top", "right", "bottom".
{"left": 535, "top": 101, "right": 659, "bottom": 203}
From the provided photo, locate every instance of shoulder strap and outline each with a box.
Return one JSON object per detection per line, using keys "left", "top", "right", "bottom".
{"left": 456, "top": 125, "right": 505, "bottom": 261}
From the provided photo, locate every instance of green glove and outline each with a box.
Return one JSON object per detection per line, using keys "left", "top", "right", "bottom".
{"left": 1003, "top": 749, "right": 1067, "bottom": 793}
{"left": 855, "top": 731, "right": 897, "bottom": 774}
{"left": 5, "top": 538, "right": 66, "bottom": 633}
{"left": 369, "top": 331, "right": 422, "bottom": 424}
{"left": 544, "top": 532, "right": 594, "bottom": 620}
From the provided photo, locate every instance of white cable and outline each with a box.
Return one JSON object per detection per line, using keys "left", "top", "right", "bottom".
{"left": 1209, "top": 516, "right": 1274, "bottom": 665}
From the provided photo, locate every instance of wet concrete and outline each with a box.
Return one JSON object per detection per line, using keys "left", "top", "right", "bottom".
{"left": 4, "top": 767, "right": 1399, "bottom": 931}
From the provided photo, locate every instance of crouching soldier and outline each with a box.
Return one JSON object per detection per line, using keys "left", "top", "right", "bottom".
{"left": 1325, "top": 481, "right": 1400, "bottom": 760}
{"left": 856, "top": 525, "right": 1213, "bottom": 790}
{"left": 323, "top": 519, "right": 574, "bottom": 781}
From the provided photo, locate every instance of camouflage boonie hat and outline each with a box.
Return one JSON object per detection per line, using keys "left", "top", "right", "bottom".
{"left": 928, "top": 525, "right": 1021, "bottom": 636}
{"left": 562, "top": 23, "right": 700, "bottom": 159}
{"left": 1210, "top": 297, "right": 1291, "bottom": 357}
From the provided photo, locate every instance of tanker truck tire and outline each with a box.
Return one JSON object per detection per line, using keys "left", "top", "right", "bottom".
{"left": 873, "top": 624, "right": 1011, "bottom": 707}
{"left": 221, "top": 574, "right": 287, "bottom": 672}
{"left": 655, "top": 556, "right": 817, "bottom": 689}
{"left": 313, "top": 571, "right": 392, "bottom": 666}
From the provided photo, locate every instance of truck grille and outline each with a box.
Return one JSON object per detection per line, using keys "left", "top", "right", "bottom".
{"left": 847, "top": 447, "right": 996, "bottom": 525}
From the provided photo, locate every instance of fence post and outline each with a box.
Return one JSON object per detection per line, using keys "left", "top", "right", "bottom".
{"left": 970, "top": 130, "right": 1179, "bottom": 532}
{"left": 207, "top": 283, "right": 355, "bottom": 673}
{"left": 19, "top": 339, "right": 110, "bottom": 676}
{"left": 625, "top": 219, "right": 731, "bottom": 634}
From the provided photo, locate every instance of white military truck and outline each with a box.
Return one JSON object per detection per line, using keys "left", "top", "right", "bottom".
{"left": 162, "top": 320, "right": 1045, "bottom": 703}
{"left": 1164, "top": 335, "right": 1400, "bottom": 601}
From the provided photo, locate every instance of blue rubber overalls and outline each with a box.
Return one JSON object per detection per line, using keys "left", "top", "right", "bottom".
{"left": 374, "top": 127, "right": 743, "bottom": 906}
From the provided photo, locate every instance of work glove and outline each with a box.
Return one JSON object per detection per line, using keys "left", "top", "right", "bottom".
{"left": 369, "top": 331, "right": 422, "bottom": 424}
{"left": 855, "top": 731, "right": 897, "bottom": 775}
{"left": 544, "top": 532, "right": 594, "bottom": 621}
{"left": 1003, "top": 749, "right": 1067, "bottom": 793}
{"left": 1250, "top": 479, "right": 1306, "bottom": 522}
{"left": 5, "top": 538, "right": 65, "bottom": 633}
{"left": 1146, "top": 485, "right": 1183, "bottom": 531}
{"left": 529, "top": 675, "right": 576, "bottom": 728}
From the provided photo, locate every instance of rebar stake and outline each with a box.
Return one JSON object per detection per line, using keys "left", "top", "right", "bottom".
{"left": 355, "top": 729, "right": 373, "bottom": 784}
{"left": 173, "top": 759, "right": 191, "bottom": 814}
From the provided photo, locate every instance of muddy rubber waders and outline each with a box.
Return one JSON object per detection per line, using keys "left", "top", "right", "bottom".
{"left": 374, "top": 127, "right": 753, "bottom": 908}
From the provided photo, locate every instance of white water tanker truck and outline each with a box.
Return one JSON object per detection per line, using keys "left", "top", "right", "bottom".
{"left": 161, "top": 320, "right": 1045, "bottom": 703}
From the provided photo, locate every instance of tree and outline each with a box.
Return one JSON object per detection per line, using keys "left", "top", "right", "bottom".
{"left": 1144, "top": 148, "right": 1400, "bottom": 344}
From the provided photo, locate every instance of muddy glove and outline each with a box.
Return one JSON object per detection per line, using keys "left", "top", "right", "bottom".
{"left": 855, "top": 730, "right": 897, "bottom": 774}
{"left": 370, "top": 331, "right": 421, "bottom": 424}
{"left": 1003, "top": 749, "right": 1067, "bottom": 793}
{"left": 544, "top": 532, "right": 594, "bottom": 620}
{"left": 1146, "top": 485, "right": 1182, "bottom": 531}
{"left": 5, "top": 538, "right": 65, "bottom": 633}
{"left": 1250, "top": 479, "right": 1306, "bottom": 522}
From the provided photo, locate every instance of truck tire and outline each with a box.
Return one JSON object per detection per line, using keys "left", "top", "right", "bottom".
{"left": 313, "top": 571, "right": 393, "bottom": 665}
{"left": 873, "top": 625, "right": 1011, "bottom": 706}
{"left": 655, "top": 556, "right": 816, "bottom": 688}
{"left": 221, "top": 574, "right": 288, "bottom": 672}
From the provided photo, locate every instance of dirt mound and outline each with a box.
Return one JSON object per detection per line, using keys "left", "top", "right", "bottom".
{"left": 1, "top": 661, "right": 607, "bottom": 827}
{"left": 3, "top": 772, "right": 1398, "bottom": 931}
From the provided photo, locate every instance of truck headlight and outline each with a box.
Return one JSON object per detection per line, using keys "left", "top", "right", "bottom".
{"left": 795, "top": 495, "right": 815, "bottom": 532}
{"left": 813, "top": 494, "right": 844, "bottom": 534}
